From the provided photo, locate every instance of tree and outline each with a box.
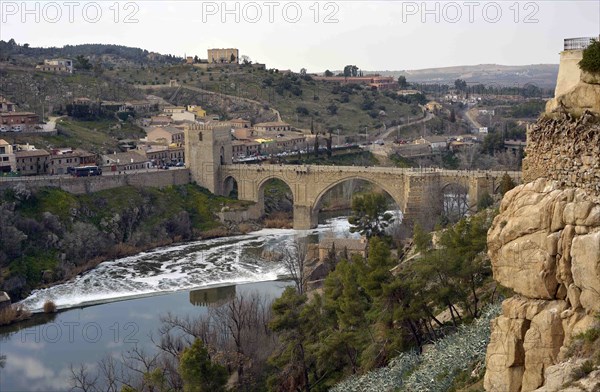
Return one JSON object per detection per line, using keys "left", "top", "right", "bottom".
{"left": 348, "top": 193, "right": 394, "bottom": 238}
{"left": 450, "top": 108, "right": 456, "bottom": 123}
{"left": 241, "top": 55, "right": 251, "bottom": 65}
{"left": 74, "top": 55, "right": 92, "bottom": 70}
{"left": 343, "top": 65, "right": 359, "bottom": 78}
{"left": 281, "top": 237, "right": 309, "bottom": 294}
{"left": 477, "top": 192, "right": 494, "bottom": 209}
{"left": 300, "top": 68, "right": 307, "bottom": 76}
{"left": 326, "top": 103, "right": 338, "bottom": 115}
{"left": 397, "top": 76, "right": 408, "bottom": 89}
{"left": 179, "top": 339, "right": 227, "bottom": 392}
{"left": 269, "top": 287, "right": 323, "bottom": 392}
{"left": 454, "top": 79, "right": 467, "bottom": 92}
{"left": 499, "top": 173, "right": 516, "bottom": 195}
{"left": 579, "top": 39, "right": 600, "bottom": 73}
{"left": 324, "top": 70, "right": 334, "bottom": 77}
{"left": 230, "top": 53, "right": 237, "bottom": 63}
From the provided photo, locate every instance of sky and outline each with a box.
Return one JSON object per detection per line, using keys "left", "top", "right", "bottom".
{"left": 1, "top": 0, "right": 599, "bottom": 72}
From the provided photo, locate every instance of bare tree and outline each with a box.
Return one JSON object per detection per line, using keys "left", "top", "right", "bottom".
{"left": 443, "top": 184, "right": 470, "bottom": 223}
{"left": 70, "top": 363, "right": 99, "bottom": 392}
{"left": 457, "top": 144, "right": 480, "bottom": 170}
{"left": 281, "top": 237, "right": 309, "bottom": 295}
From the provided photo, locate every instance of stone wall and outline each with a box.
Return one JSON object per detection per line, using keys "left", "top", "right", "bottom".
{"left": 0, "top": 168, "right": 190, "bottom": 194}
{"left": 483, "top": 178, "right": 600, "bottom": 392}
{"left": 522, "top": 112, "right": 600, "bottom": 203}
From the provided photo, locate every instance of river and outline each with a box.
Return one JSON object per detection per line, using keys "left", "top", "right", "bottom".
{"left": 0, "top": 215, "right": 359, "bottom": 391}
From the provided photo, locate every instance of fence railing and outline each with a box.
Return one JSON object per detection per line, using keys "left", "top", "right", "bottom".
{"left": 564, "top": 37, "right": 597, "bottom": 51}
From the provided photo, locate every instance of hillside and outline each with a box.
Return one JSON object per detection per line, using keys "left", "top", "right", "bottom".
{"left": 0, "top": 40, "right": 181, "bottom": 68}
{"left": 374, "top": 64, "right": 559, "bottom": 89}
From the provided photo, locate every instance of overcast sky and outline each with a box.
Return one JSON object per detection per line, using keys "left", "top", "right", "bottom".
{"left": 2, "top": 1, "right": 599, "bottom": 71}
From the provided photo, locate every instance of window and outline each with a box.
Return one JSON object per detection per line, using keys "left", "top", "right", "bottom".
{"left": 198, "top": 132, "right": 203, "bottom": 141}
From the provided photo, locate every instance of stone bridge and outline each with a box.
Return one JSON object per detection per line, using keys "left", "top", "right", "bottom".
{"left": 221, "top": 165, "right": 520, "bottom": 229}
{"left": 184, "top": 123, "right": 521, "bottom": 229}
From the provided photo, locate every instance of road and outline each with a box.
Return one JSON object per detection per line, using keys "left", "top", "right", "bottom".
{"left": 365, "top": 112, "right": 436, "bottom": 161}
{"left": 0, "top": 167, "right": 188, "bottom": 183}
{"left": 464, "top": 107, "right": 483, "bottom": 130}
{"left": 375, "top": 112, "right": 436, "bottom": 142}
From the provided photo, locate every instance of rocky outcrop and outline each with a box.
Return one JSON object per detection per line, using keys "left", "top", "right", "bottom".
{"left": 484, "top": 178, "right": 600, "bottom": 392}
{"left": 522, "top": 112, "right": 600, "bottom": 201}
{"left": 546, "top": 69, "right": 600, "bottom": 116}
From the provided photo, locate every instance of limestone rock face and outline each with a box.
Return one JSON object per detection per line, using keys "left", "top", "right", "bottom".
{"left": 484, "top": 179, "right": 600, "bottom": 392}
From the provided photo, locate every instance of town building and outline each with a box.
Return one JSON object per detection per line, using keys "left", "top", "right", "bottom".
{"left": 143, "top": 145, "right": 185, "bottom": 165}
{"left": 0, "top": 139, "right": 16, "bottom": 173}
{"left": 36, "top": 59, "right": 73, "bottom": 73}
{"left": 232, "top": 128, "right": 257, "bottom": 139}
{"left": 313, "top": 75, "right": 396, "bottom": 90}
{"left": 424, "top": 101, "right": 443, "bottom": 112}
{"left": 102, "top": 151, "right": 151, "bottom": 172}
{"left": 0, "top": 96, "right": 16, "bottom": 112}
{"left": 254, "top": 121, "right": 291, "bottom": 132}
{"left": 0, "top": 112, "right": 39, "bottom": 132}
{"left": 208, "top": 48, "right": 239, "bottom": 64}
{"left": 146, "top": 126, "right": 185, "bottom": 145}
{"left": 15, "top": 149, "right": 50, "bottom": 175}
{"left": 187, "top": 105, "right": 207, "bottom": 118}
{"left": 231, "top": 118, "right": 251, "bottom": 129}
{"left": 171, "top": 111, "right": 196, "bottom": 122}
{"left": 150, "top": 115, "right": 173, "bottom": 126}
{"left": 414, "top": 136, "right": 448, "bottom": 151}
{"left": 318, "top": 237, "right": 368, "bottom": 262}
{"left": 232, "top": 140, "right": 261, "bottom": 158}
{"left": 48, "top": 148, "right": 96, "bottom": 175}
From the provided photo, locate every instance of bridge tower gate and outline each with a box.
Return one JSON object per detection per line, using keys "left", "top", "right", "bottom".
{"left": 184, "top": 123, "right": 232, "bottom": 194}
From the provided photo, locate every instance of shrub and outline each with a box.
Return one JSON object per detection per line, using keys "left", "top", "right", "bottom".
{"left": 579, "top": 39, "right": 600, "bottom": 74}
{"left": 0, "top": 304, "right": 32, "bottom": 326}
{"left": 43, "top": 300, "right": 57, "bottom": 313}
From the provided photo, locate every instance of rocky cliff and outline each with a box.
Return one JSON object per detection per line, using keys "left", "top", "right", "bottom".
{"left": 484, "top": 177, "right": 600, "bottom": 391}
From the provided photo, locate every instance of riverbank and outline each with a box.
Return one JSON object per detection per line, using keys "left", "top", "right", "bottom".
{"left": 0, "top": 183, "right": 254, "bottom": 305}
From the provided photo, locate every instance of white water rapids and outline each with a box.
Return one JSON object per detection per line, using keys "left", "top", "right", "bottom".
{"left": 19, "top": 216, "right": 359, "bottom": 312}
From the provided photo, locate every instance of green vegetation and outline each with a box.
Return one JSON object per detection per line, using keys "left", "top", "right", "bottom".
{"left": 0, "top": 184, "right": 243, "bottom": 300}
{"left": 579, "top": 39, "right": 600, "bottom": 74}
{"left": 348, "top": 193, "right": 394, "bottom": 238}
{"left": 179, "top": 339, "right": 228, "bottom": 392}
{"left": 267, "top": 208, "right": 497, "bottom": 390}
{"left": 500, "top": 173, "right": 516, "bottom": 195}
{"left": 121, "top": 65, "right": 422, "bottom": 134}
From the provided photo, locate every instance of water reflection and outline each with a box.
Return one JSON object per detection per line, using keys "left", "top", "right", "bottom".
{"left": 189, "top": 285, "right": 236, "bottom": 307}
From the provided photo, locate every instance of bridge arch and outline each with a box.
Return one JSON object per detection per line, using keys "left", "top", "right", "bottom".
{"left": 310, "top": 174, "right": 406, "bottom": 228}
{"left": 223, "top": 175, "right": 238, "bottom": 199}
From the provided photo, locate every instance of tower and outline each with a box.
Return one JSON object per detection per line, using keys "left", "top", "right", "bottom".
{"left": 184, "top": 122, "right": 232, "bottom": 194}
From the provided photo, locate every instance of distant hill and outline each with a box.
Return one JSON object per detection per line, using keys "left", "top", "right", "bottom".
{"left": 0, "top": 40, "right": 182, "bottom": 68}
{"left": 371, "top": 64, "right": 559, "bottom": 89}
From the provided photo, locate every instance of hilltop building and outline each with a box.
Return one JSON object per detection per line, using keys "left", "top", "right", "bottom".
{"left": 36, "top": 59, "right": 73, "bottom": 73}
{"left": 208, "top": 48, "right": 239, "bottom": 64}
